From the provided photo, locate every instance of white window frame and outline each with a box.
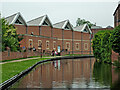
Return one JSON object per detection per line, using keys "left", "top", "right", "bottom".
{"left": 53, "top": 41, "right": 56, "bottom": 50}
{"left": 46, "top": 40, "right": 49, "bottom": 49}
{"left": 29, "top": 39, "right": 33, "bottom": 48}
{"left": 76, "top": 43, "right": 79, "bottom": 50}
{"left": 66, "top": 42, "right": 70, "bottom": 50}
{"left": 84, "top": 43, "right": 88, "bottom": 50}
{"left": 38, "top": 40, "right": 42, "bottom": 49}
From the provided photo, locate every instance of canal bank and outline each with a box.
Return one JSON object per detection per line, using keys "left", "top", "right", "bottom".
{"left": 1, "top": 55, "right": 94, "bottom": 89}
{"left": 5, "top": 57, "right": 120, "bottom": 89}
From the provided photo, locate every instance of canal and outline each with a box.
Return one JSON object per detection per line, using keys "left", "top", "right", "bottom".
{"left": 10, "top": 58, "right": 120, "bottom": 89}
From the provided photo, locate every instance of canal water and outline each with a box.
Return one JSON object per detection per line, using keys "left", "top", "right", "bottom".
{"left": 10, "top": 58, "right": 120, "bottom": 89}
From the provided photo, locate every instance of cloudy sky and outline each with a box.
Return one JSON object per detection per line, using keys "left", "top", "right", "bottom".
{"left": 1, "top": 0, "right": 120, "bottom": 27}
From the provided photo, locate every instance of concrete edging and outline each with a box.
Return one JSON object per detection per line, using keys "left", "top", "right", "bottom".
{"left": 0, "top": 55, "right": 94, "bottom": 89}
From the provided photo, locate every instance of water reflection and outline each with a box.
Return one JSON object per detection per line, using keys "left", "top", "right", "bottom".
{"left": 10, "top": 58, "right": 120, "bottom": 89}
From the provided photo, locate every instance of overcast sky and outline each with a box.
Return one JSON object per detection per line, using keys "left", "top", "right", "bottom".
{"left": 1, "top": 0, "right": 120, "bottom": 27}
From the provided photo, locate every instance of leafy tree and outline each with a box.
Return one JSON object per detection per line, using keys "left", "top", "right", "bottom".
{"left": 92, "top": 30, "right": 112, "bottom": 63}
{"left": 111, "top": 25, "right": 120, "bottom": 55}
{"left": 76, "top": 18, "right": 96, "bottom": 28}
{"left": 1, "top": 18, "right": 23, "bottom": 52}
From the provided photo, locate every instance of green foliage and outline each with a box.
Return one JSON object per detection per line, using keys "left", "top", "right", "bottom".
{"left": 111, "top": 25, "right": 120, "bottom": 55}
{"left": 113, "top": 61, "right": 120, "bottom": 68}
{"left": 1, "top": 18, "right": 23, "bottom": 52}
{"left": 93, "top": 62, "right": 112, "bottom": 86}
{"left": 76, "top": 18, "right": 95, "bottom": 28}
{"left": 92, "top": 30, "right": 112, "bottom": 63}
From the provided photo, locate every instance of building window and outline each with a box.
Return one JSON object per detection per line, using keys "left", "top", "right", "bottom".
{"left": 38, "top": 40, "right": 42, "bottom": 49}
{"left": 53, "top": 41, "right": 56, "bottom": 50}
{"left": 29, "top": 39, "right": 33, "bottom": 48}
{"left": 43, "top": 21, "right": 48, "bottom": 26}
{"left": 76, "top": 43, "right": 79, "bottom": 50}
{"left": 31, "top": 32, "right": 34, "bottom": 35}
{"left": 84, "top": 43, "right": 88, "bottom": 50}
{"left": 46, "top": 41, "right": 49, "bottom": 49}
{"left": 15, "top": 19, "right": 23, "bottom": 24}
{"left": 84, "top": 29, "right": 88, "bottom": 32}
{"left": 65, "top": 25, "right": 70, "bottom": 29}
{"left": 66, "top": 42, "right": 70, "bottom": 50}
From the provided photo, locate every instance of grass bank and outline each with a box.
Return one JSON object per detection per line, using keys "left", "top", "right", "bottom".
{"left": 1, "top": 58, "right": 50, "bottom": 83}
{"left": 65, "top": 54, "right": 92, "bottom": 56}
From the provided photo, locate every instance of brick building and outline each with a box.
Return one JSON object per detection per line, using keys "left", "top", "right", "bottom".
{"left": 5, "top": 12, "right": 92, "bottom": 55}
{"left": 113, "top": 1, "right": 120, "bottom": 27}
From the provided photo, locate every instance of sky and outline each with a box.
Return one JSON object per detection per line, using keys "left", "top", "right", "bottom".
{"left": 0, "top": 0, "right": 120, "bottom": 28}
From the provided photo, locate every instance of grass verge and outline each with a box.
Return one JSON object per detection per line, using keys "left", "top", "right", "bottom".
{"left": 65, "top": 54, "right": 92, "bottom": 56}
{"left": 1, "top": 58, "right": 50, "bottom": 83}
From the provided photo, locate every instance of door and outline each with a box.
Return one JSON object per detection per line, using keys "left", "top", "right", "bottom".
{"left": 57, "top": 46, "right": 60, "bottom": 53}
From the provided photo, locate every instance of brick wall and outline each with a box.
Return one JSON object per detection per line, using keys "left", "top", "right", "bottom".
{"left": 52, "top": 28, "right": 62, "bottom": 39}
{"left": 15, "top": 25, "right": 27, "bottom": 34}
{"left": 114, "top": 4, "right": 120, "bottom": 27}
{"left": 41, "top": 26, "right": 52, "bottom": 37}
{"left": 27, "top": 26, "right": 39, "bottom": 35}
{"left": 111, "top": 50, "right": 119, "bottom": 62}
{"left": 1, "top": 51, "right": 44, "bottom": 61}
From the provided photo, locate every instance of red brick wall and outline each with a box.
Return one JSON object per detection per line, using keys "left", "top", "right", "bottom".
{"left": 1, "top": 51, "right": 44, "bottom": 61}
{"left": 52, "top": 28, "right": 62, "bottom": 39}
{"left": 15, "top": 25, "right": 26, "bottom": 34}
{"left": 20, "top": 35, "right": 59, "bottom": 52}
{"left": 111, "top": 50, "right": 119, "bottom": 62}
{"left": 41, "top": 26, "right": 52, "bottom": 37}
{"left": 114, "top": 5, "right": 120, "bottom": 27}
{"left": 27, "top": 26, "right": 39, "bottom": 35}
{"left": 64, "top": 30, "right": 72, "bottom": 39}
{"left": 73, "top": 31, "right": 81, "bottom": 40}
{"left": 2, "top": 51, "right": 24, "bottom": 61}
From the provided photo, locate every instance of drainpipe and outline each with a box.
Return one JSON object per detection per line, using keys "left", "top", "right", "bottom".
{"left": 72, "top": 30, "right": 74, "bottom": 54}
{"left": 90, "top": 33, "right": 91, "bottom": 54}
{"left": 81, "top": 32, "right": 83, "bottom": 54}
{"left": 62, "top": 29, "right": 64, "bottom": 52}
{"left": 26, "top": 25, "right": 28, "bottom": 34}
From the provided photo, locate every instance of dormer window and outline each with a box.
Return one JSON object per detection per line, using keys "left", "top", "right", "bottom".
{"left": 43, "top": 21, "right": 48, "bottom": 26}
{"left": 65, "top": 25, "right": 70, "bottom": 29}
{"left": 15, "top": 19, "right": 23, "bottom": 24}
{"left": 84, "top": 29, "right": 88, "bottom": 32}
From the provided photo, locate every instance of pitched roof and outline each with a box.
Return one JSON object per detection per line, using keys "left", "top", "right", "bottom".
{"left": 73, "top": 24, "right": 85, "bottom": 32}
{"left": 113, "top": 2, "right": 120, "bottom": 16}
{"left": 91, "top": 26, "right": 102, "bottom": 29}
{"left": 53, "top": 20, "right": 73, "bottom": 30}
{"left": 5, "top": 12, "right": 27, "bottom": 26}
{"left": 74, "top": 24, "right": 92, "bottom": 34}
{"left": 27, "top": 15, "right": 53, "bottom": 27}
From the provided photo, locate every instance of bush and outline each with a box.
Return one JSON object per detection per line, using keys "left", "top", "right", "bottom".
{"left": 92, "top": 30, "right": 113, "bottom": 63}
{"left": 111, "top": 25, "right": 120, "bottom": 55}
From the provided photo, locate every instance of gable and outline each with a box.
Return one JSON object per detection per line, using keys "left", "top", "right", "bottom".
{"left": 82, "top": 24, "right": 92, "bottom": 34}
{"left": 14, "top": 15, "right": 26, "bottom": 25}
{"left": 83, "top": 28, "right": 88, "bottom": 32}
{"left": 41, "top": 16, "right": 52, "bottom": 26}
{"left": 64, "top": 21, "right": 73, "bottom": 30}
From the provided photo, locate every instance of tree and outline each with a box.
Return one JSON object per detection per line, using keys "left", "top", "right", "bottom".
{"left": 92, "top": 30, "right": 112, "bottom": 63}
{"left": 1, "top": 18, "right": 23, "bottom": 52}
{"left": 111, "top": 25, "right": 120, "bottom": 55}
{"left": 76, "top": 18, "right": 96, "bottom": 28}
